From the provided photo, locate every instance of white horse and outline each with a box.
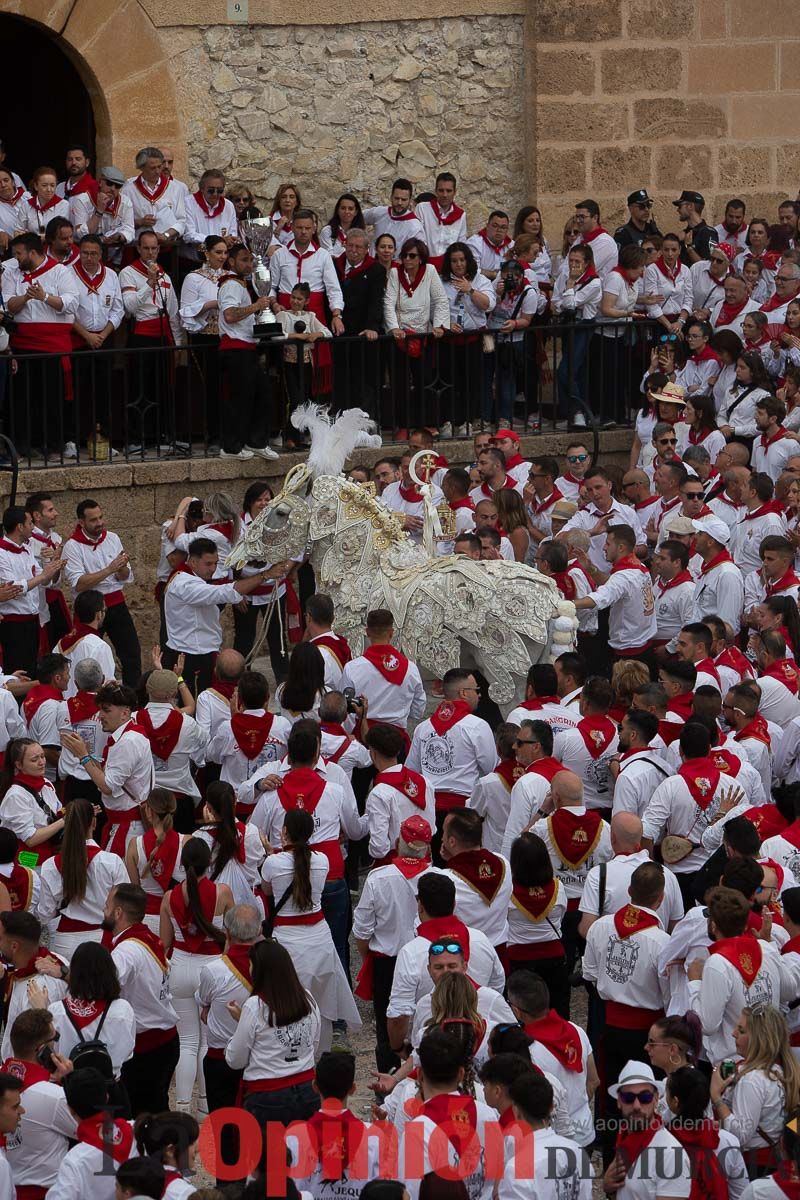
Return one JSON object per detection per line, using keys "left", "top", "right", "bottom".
{"left": 230, "top": 408, "right": 576, "bottom": 704}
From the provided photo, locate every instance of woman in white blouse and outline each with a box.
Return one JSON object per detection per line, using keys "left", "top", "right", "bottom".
{"left": 179, "top": 235, "right": 228, "bottom": 452}
{"left": 384, "top": 237, "right": 449, "bottom": 433}
{"left": 593, "top": 243, "right": 651, "bottom": 424}
{"left": 15, "top": 166, "right": 69, "bottom": 236}
{"left": 710, "top": 1004, "right": 800, "bottom": 1178}
{"left": 441, "top": 241, "right": 494, "bottom": 430}
{"left": 0, "top": 168, "right": 29, "bottom": 253}
{"left": 320, "top": 192, "right": 365, "bottom": 258}
{"left": 552, "top": 243, "right": 603, "bottom": 426}
{"left": 274, "top": 642, "right": 326, "bottom": 724}
{"left": 0, "top": 738, "right": 64, "bottom": 862}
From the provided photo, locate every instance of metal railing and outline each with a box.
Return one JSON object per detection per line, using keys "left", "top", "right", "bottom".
{"left": 0, "top": 318, "right": 661, "bottom": 468}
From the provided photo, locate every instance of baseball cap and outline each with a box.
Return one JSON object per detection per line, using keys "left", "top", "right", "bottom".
{"left": 662, "top": 514, "right": 695, "bottom": 536}
{"left": 627, "top": 189, "right": 652, "bottom": 206}
{"left": 99, "top": 165, "right": 125, "bottom": 186}
{"left": 491, "top": 429, "right": 520, "bottom": 444}
{"left": 673, "top": 190, "right": 705, "bottom": 209}
{"left": 400, "top": 815, "right": 432, "bottom": 845}
{"left": 691, "top": 515, "right": 730, "bottom": 545}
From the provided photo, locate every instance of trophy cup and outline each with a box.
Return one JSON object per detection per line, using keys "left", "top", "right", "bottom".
{"left": 239, "top": 217, "right": 282, "bottom": 338}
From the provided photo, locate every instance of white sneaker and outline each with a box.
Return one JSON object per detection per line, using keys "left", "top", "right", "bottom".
{"left": 220, "top": 448, "right": 255, "bottom": 460}
{"left": 245, "top": 444, "right": 280, "bottom": 460}
{"left": 440, "top": 421, "right": 453, "bottom": 438}
{"left": 63, "top": 441, "right": 77, "bottom": 460}
{"left": 269, "top": 435, "right": 284, "bottom": 448}
{"left": 571, "top": 413, "right": 588, "bottom": 428}
{"left": 454, "top": 423, "right": 468, "bottom": 437}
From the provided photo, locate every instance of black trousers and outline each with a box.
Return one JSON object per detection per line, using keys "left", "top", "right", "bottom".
{"left": 372, "top": 954, "right": 399, "bottom": 1073}
{"left": 232, "top": 596, "right": 288, "bottom": 682}
{"left": 162, "top": 647, "right": 216, "bottom": 697}
{"left": 101, "top": 602, "right": 141, "bottom": 688}
{"left": 128, "top": 334, "right": 172, "bottom": 446}
{"left": 203, "top": 1053, "right": 244, "bottom": 1184}
{"left": 332, "top": 337, "right": 379, "bottom": 416}
{"left": 219, "top": 348, "right": 270, "bottom": 454}
{"left": 560, "top": 907, "right": 584, "bottom": 981}
{"left": 121, "top": 1031, "right": 180, "bottom": 1117}
{"left": 0, "top": 617, "right": 40, "bottom": 676}
{"left": 10, "top": 352, "right": 65, "bottom": 457}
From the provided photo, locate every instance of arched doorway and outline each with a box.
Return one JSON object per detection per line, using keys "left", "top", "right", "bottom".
{"left": 0, "top": 14, "right": 97, "bottom": 187}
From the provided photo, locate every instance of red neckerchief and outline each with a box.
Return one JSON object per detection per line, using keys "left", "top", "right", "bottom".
{"left": 504, "top": 452, "right": 525, "bottom": 469}
{"left": 678, "top": 757, "right": 721, "bottom": 811}
{"left": 512, "top": 879, "right": 558, "bottom": 921}
{"left": 277, "top": 766, "right": 326, "bottom": 815}
{"left": 547, "top": 809, "right": 603, "bottom": 868}
{"left": 687, "top": 425, "right": 715, "bottom": 446}
{"left": 307, "top": 1104, "right": 367, "bottom": 1177}
{"left": 193, "top": 190, "right": 225, "bottom": 218}
{"left": 12, "top": 773, "right": 47, "bottom": 794}
{"left": 762, "top": 658, "right": 800, "bottom": 695}
{"left": 691, "top": 345, "right": 722, "bottom": 365}
{"left": 362, "top": 643, "right": 409, "bottom": 684}
{"left": 22, "top": 683, "right": 62, "bottom": 724}
{"left": 394, "top": 262, "right": 426, "bottom": 297}
{"left": 142, "top": 828, "right": 181, "bottom": 892}
{"left": 169, "top": 877, "right": 220, "bottom": 951}
{"left": 760, "top": 425, "right": 790, "bottom": 450}
{"left": 429, "top": 200, "right": 465, "bottom": 226}
{"left": 0, "top": 1057, "right": 51, "bottom": 1090}
{"left": 553, "top": 571, "right": 576, "bottom": 601}
{"left": 714, "top": 299, "right": 748, "bottom": 327}
{"left": 100, "top": 720, "right": 146, "bottom": 767}
{"left": 479, "top": 476, "right": 515, "bottom": 498}
{"left": 447, "top": 849, "right": 505, "bottom": 903}
{"left": 19, "top": 256, "right": 58, "bottom": 286}
{"left": 134, "top": 174, "right": 170, "bottom": 203}
{"left": 613, "top": 903, "right": 660, "bottom": 939}
{"left": 669, "top": 1124, "right": 727, "bottom": 1200}
{"left": 374, "top": 765, "right": 426, "bottom": 809}
{"left": 63, "top": 996, "right": 107, "bottom": 1030}
{"left": 75, "top": 1113, "right": 134, "bottom": 1165}
{"left": 54, "top": 843, "right": 101, "bottom": 874}
{"left": 398, "top": 483, "right": 423, "bottom": 502}
{"left": 71, "top": 260, "right": 107, "bottom": 295}
{"left": 64, "top": 173, "right": 97, "bottom": 200}
{"left": 695, "top": 657, "right": 721, "bottom": 687}
{"left": 386, "top": 852, "right": 429, "bottom": 881}
{"left": 69, "top": 523, "right": 107, "bottom": 548}
{"left": 700, "top": 548, "right": 734, "bottom": 575}
{"left": 27, "top": 194, "right": 62, "bottom": 216}
{"left": 653, "top": 256, "right": 681, "bottom": 283}
{"left": 3, "top": 863, "right": 34, "bottom": 912}
{"left": 430, "top": 700, "right": 471, "bottom": 736}
{"left": 666, "top": 694, "right": 694, "bottom": 724}
{"left": 518, "top": 696, "right": 561, "bottom": 711}
{"left": 766, "top": 568, "right": 800, "bottom": 596}
{"left": 526, "top": 756, "right": 565, "bottom": 782}
{"left": 710, "top": 748, "right": 742, "bottom": 777}
{"left": 335, "top": 253, "right": 376, "bottom": 282}
{"left": 59, "top": 622, "right": 99, "bottom": 653}
{"left": 113, "top": 922, "right": 169, "bottom": 972}
{"left": 0, "top": 187, "right": 24, "bottom": 207}
{"left": 222, "top": 942, "right": 253, "bottom": 990}
{"left": 137, "top": 706, "right": 183, "bottom": 761}
{"left": 616, "top": 1117, "right": 663, "bottom": 1171}
{"left": 568, "top": 558, "right": 595, "bottom": 591}
{"left": 417, "top": 916, "right": 470, "bottom": 961}
{"left": 209, "top": 675, "right": 237, "bottom": 700}
{"left": 230, "top": 712, "right": 274, "bottom": 760}
{"left": 532, "top": 486, "right": 564, "bottom": 515}
{"left": 745, "top": 334, "right": 771, "bottom": 349}
{"left": 734, "top": 716, "right": 771, "bottom": 748}
{"left": 744, "top": 805, "right": 787, "bottom": 841}
{"left": 762, "top": 288, "right": 800, "bottom": 313}
{"left": 495, "top": 758, "right": 525, "bottom": 791}
{"left": 577, "top": 715, "right": 616, "bottom": 759}
{"left": 4, "top": 948, "right": 57, "bottom": 1004}
{"left": 478, "top": 229, "right": 512, "bottom": 253}
{"left": 449, "top": 496, "right": 475, "bottom": 512}
{"left": 524, "top": 1011, "right": 583, "bottom": 1073}
{"left": 580, "top": 225, "right": 610, "bottom": 245}
{"left": 289, "top": 243, "right": 317, "bottom": 280}
{"left": 206, "top": 520, "right": 234, "bottom": 540}
{"left": 200, "top": 821, "right": 246, "bottom": 864}
{"left": 657, "top": 569, "right": 693, "bottom": 594}
{"left": 708, "top": 933, "right": 762, "bottom": 985}
{"left": 574, "top": 265, "right": 599, "bottom": 285}
{"left": 634, "top": 495, "right": 660, "bottom": 512}
{"left": 747, "top": 249, "right": 781, "bottom": 270}
{"left": 130, "top": 258, "right": 169, "bottom": 305}
{"left": 610, "top": 553, "right": 648, "bottom": 576}
{"left": 421, "top": 1093, "right": 478, "bottom": 1157}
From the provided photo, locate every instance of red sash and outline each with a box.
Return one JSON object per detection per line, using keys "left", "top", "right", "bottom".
{"left": 613, "top": 904, "right": 660, "bottom": 939}
{"left": 0, "top": 1058, "right": 51, "bottom": 1090}
{"left": 137, "top": 707, "right": 183, "bottom": 761}
{"left": 547, "top": 809, "right": 602, "bottom": 868}
{"left": 576, "top": 716, "right": 616, "bottom": 759}
{"left": 615, "top": 1118, "right": 663, "bottom": 1172}
{"left": 494, "top": 758, "right": 525, "bottom": 792}
{"left": 512, "top": 879, "right": 558, "bottom": 921}
{"left": 734, "top": 717, "right": 771, "bottom": 748}
{"left": 708, "top": 934, "right": 762, "bottom": 985}
{"left": 142, "top": 828, "right": 181, "bottom": 892}
{"left": 230, "top": 712, "right": 274, "bottom": 760}
{"left": 362, "top": 643, "right": 409, "bottom": 684}
{"left": 113, "top": 922, "right": 169, "bottom": 973}
{"left": 22, "top": 684, "right": 62, "bottom": 724}
{"left": 277, "top": 767, "right": 326, "bottom": 814}
{"left": 447, "top": 849, "right": 505, "bottom": 903}
{"left": 762, "top": 659, "right": 800, "bottom": 695}
{"left": 374, "top": 765, "right": 426, "bottom": 809}
{"left": 312, "top": 632, "right": 352, "bottom": 671}
{"left": 678, "top": 758, "right": 721, "bottom": 811}
{"left": 63, "top": 996, "right": 107, "bottom": 1031}
{"left": 430, "top": 700, "right": 471, "bottom": 736}
{"left": 75, "top": 1113, "right": 134, "bottom": 1165}
{"left": 525, "top": 756, "right": 565, "bottom": 783}
{"left": 169, "top": 877, "right": 221, "bottom": 954}
{"left": 524, "top": 1011, "right": 583, "bottom": 1072}
{"left": 58, "top": 623, "right": 99, "bottom": 653}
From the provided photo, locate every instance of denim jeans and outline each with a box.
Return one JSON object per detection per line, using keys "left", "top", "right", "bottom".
{"left": 321, "top": 877, "right": 351, "bottom": 978}
{"left": 556, "top": 323, "right": 593, "bottom": 418}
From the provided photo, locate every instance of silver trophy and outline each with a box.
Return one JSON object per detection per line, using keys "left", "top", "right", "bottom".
{"left": 239, "top": 217, "right": 282, "bottom": 338}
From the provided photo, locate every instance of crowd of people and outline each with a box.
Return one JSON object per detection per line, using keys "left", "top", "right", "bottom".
{"left": 4, "top": 143, "right": 800, "bottom": 459}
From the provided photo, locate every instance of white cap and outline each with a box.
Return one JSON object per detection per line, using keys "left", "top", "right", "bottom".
{"left": 608, "top": 1060, "right": 665, "bottom": 1100}
{"left": 691, "top": 514, "right": 731, "bottom": 545}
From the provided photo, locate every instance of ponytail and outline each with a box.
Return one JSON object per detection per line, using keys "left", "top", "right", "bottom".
{"left": 203, "top": 781, "right": 240, "bottom": 879}
{"left": 283, "top": 808, "right": 313, "bottom": 911}
{"left": 179, "top": 838, "right": 225, "bottom": 949}
{"left": 141, "top": 787, "right": 176, "bottom": 880}
{"left": 61, "top": 797, "right": 94, "bottom": 905}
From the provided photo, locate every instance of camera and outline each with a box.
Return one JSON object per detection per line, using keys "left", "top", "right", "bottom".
{"left": 342, "top": 686, "right": 361, "bottom": 715}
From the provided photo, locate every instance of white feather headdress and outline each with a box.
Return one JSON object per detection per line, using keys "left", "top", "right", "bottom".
{"left": 291, "top": 404, "right": 381, "bottom": 478}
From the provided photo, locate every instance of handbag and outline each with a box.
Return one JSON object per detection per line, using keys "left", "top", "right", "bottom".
{"left": 660, "top": 835, "right": 697, "bottom": 865}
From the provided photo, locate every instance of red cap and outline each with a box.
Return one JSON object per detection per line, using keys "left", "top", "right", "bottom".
{"left": 400, "top": 815, "right": 432, "bottom": 844}
{"left": 491, "top": 428, "right": 520, "bottom": 444}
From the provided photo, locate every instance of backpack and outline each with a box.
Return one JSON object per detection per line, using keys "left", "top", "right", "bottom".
{"left": 63, "top": 1002, "right": 114, "bottom": 1080}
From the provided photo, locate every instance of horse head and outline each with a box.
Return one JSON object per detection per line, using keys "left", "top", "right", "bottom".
{"left": 227, "top": 463, "right": 312, "bottom": 568}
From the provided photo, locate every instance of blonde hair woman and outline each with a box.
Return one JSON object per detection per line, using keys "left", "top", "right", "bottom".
{"left": 610, "top": 659, "right": 651, "bottom": 722}
{"left": 495, "top": 489, "right": 531, "bottom": 563}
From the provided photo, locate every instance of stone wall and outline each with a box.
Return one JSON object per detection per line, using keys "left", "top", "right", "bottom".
{"left": 5, "top": 431, "right": 632, "bottom": 670}
{"left": 169, "top": 16, "right": 528, "bottom": 224}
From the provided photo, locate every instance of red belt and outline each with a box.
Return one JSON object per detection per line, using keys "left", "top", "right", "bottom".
{"left": 274, "top": 911, "right": 324, "bottom": 927}
{"left": 57, "top": 916, "right": 102, "bottom": 933}
{"left": 103, "top": 590, "right": 125, "bottom": 608}
{"left": 102, "top": 806, "right": 142, "bottom": 857}
{"left": 242, "top": 1067, "right": 314, "bottom": 1095}
{"left": 205, "top": 1046, "right": 227, "bottom": 1060}
{"left": 605, "top": 1001, "right": 664, "bottom": 1030}
{"left": 220, "top": 335, "right": 257, "bottom": 351}
{"left": 135, "top": 1025, "right": 177, "bottom": 1053}
{"left": 434, "top": 791, "right": 469, "bottom": 812}
{"left": 1, "top": 614, "right": 38, "bottom": 624}
{"left": 235, "top": 803, "right": 255, "bottom": 821}
{"left": 507, "top": 941, "right": 565, "bottom": 962}
{"left": 173, "top": 940, "right": 221, "bottom": 955}
{"left": 17, "top": 1186, "right": 47, "bottom": 1200}
{"left": 134, "top": 317, "right": 174, "bottom": 342}
{"left": 613, "top": 641, "right": 653, "bottom": 658}
{"left": 567, "top": 898, "right": 580, "bottom": 911}
{"left": 145, "top": 892, "right": 164, "bottom": 916}
{"left": 314, "top": 838, "right": 344, "bottom": 880}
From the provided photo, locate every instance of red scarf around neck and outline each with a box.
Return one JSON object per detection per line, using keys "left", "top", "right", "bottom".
{"left": 76, "top": 1113, "right": 134, "bottom": 1164}
{"left": 142, "top": 828, "right": 181, "bottom": 891}
{"left": 23, "top": 683, "right": 62, "bottom": 723}
{"left": 362, "top": 643, "right": 409, "bottom": 684}
{"left": 494, "top": 758, "right": 525, "bottom": 792}
{"left": 512, "top": 879, "right": 558, "bottom": 922}
{"left": 615, "top": 1117, "right": 662, "bottom": 1172}
{"left": 613, "top": 903, "right": 660, "bottom": 939}
{"left": 429, "top": 200, "right": 465, "bottom": 226}
{"left": 524, "top": 1011, "right": 583, "bottom": 1072}
{"left": 59, "top": 622, "right": 99, "bottom": 653}
{"left": 394, "top": 263, "right": 426, "bottom": 297}
{"left": 734, "top": 716, "right": 771, "bottom": 748}
{"left": 447, "top": 848, "right": 505, "bottom": 903}
{"left": 72, "top": 260, "right": 107, "bottom": 294}
{"left": 762, "top": 658, "right": 800, "bottom": 695}
{"left": 708, "top": 934, "right": 762, "bottom": 985}
{"left": 576, "top": 715, "right": 616, "bottom": 759}
{"left": 547, "top": 809, "right": 602, "bottom": 868}
{"left": 678, "top": 758, "right": 721, "bottom": 810}
{"left": 193, "top": 190, "right": 225, "bottom": 219}
{"left": 230, "top": 712, "right": 274, "bottom": 760}
{"left": 63, "top": 996, "right": 107, "bottom": 1030}
{"left": 700, "top": 548, "right": 734, "bottom": 575}
{"left": 137, "top": 706, "right": 183, "bottom": 761}
{"left": 277, "top": 766, "right": 326, "bottom": 814}
{"left": 113, "top": 922, "right": 168, "bottom": 972}
{"left": 134, "top": 173, "right": 169, "bottom": 203}
{"left": 375, "top": 765, "right": 426, "bottom": 809}
{"left": 69, "top": 523, "right": 107, "bottom": 548}
{"left": 430, "top": 700, "right": 471, "bottom": 736}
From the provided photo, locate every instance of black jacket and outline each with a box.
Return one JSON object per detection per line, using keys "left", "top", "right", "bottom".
{"left": 336, "top": 259, "right": 386, "bottom": 335}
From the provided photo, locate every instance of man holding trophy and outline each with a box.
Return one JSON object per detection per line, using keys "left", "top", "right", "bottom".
{"left": 217, "top": 238, "right": 280, "bottom": 461}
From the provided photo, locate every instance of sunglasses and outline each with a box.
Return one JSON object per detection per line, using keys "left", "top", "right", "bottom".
{"left": 403, "top": 252, "right": 420, "bottom": 260}
{"left": 514, "top": 738, "right": 538, "bottom": 747}
{"left": 710, "top": 257, "right": 729, "bottom": 265}
{"left": 659, "top": 438, "right": 678, "bottom": 445}
{"left": 683, "top": 492, "right": 704, "bottom": 499}
{"left": 430, "top": 942, "right": 463, "bottom": 956}
{"left": 567, "top": 454, "right": 588, "bottom": 463}
{"left": 206, "top": 187, "right": 225, "bottom": 194}
{"left": 658, "top": 334, "right": 678, "bottom": 344}
{"left": 619, "top": 1089, "right": 657, "bottom": 1105}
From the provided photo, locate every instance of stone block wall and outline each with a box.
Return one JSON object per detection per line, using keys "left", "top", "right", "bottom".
{"left": 534, "top": 0, "right": 800, "bottom": 245}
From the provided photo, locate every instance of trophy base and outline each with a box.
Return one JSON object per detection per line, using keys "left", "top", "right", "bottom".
{"left": 252, "top": 320, "right": 283, "bottom": 340}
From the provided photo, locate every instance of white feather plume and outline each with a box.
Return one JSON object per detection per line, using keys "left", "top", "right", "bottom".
{"left": 291, "top": 404, "right": 379, "bottom": 477}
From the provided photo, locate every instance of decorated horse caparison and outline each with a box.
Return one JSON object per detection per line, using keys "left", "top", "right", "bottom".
{"left": 229, "top": 407, "right": 577, "bottom": 705}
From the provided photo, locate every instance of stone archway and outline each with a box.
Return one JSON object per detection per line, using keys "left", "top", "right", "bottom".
{"left": 0, "top": 0, "right": 186, "bottom": 177}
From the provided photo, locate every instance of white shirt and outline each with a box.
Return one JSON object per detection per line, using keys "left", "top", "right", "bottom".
{"left": 553, "top": 719, "right": 620, "bottom": 809}
{"left": 27, "top": 693, "right": 66, "bottom": 783}
{"left": 364, "top": 765, "right": 436, "bottom": 861}
{"left": 580, "top": 848, "right": 684, "bottom": 927}
{"left": 466, "top": 231, "right": 513, "bottom": 276}
{"left": 730, "top": 507, "right": 787, "bottom": 577}
{"left": 270, "top": 242, "right": 343, "bottom": 311}
{"left": 17, "top": 195, "right": 71, "bottom": 235}
{"left": 383, "top": 263, "right": 450, "bottom": 333}
{"left": 111, "top": 926, "right": 177, "bottom": 1035}
{"left": 528, "top": 807, "right": 613, "bottom": 902}
{"left": 48, "top": 996, "right": 136, "bottom": 1078}
{"left": 710, "top": 296, "right": 761, "bottom": 337}
{"left": 642, "top": 767, "right": 738, "bottom": 873}
{"left": 0, "top": 689, "right": 25, "bottom": 755}
{"left": 363, "top": 205, "right": 426, "bottom": 254}
{"left": 654, "top": 574, "right": 696, "bottom": 646}
{"left": 195, "top": 685, "right": 234, "bottom": 743}
{"left": 551, "top": 269, "right": 603, "bottom": 320}
{"left": 752, "top": 431, "right": 798, "bottom": 481}
{"left": 70, "top": 190, "right": 135, "bottom": 246}
{"left": 401, "top": 1092, "right": 499, "bottom": 1200}
{"left": 415, "top": 200, "right": 468, "bottom": 259}
{"left": 56, "top": 698, "right": 110, "bottom": 782}
{"left": 498, "top": 1125, "right": 595, "bottom": 1200}
{"left": 469, "top": 765, "right": 521, "bottom": 853}
{"left": 756, "top": 673, "right": 800, "bottom": 727}
{"left": 225, "top": 989, "right": 320, "bottom": 1079}
{"left": 708, "top": 492, "right": 744, "bottom": 532}
{"left": 0, "top": 188, "right": 30, "bottom": 237}
{"left": 527, "top": 1020, "right": 595, "bottom": 1148}
{"left": 43, "top": 1132, "right": 133, "bottom": 1200}
{"left": 122, "top": 173, "right": 186, "bottom": 235}
{"left": 500, "top": 766, "right": 558, "bottom": 860}
{"left": 69, "top": 262, "right": 124, "bottom": 333}
{"left": 54, "top": 629, "right": 115, "bottom": 698}
{"left": 1, "top": 957, "right": 67, "bottom": 1059}
{"left": 38, "top": 840, "right": 129, "bottom": 930}
{"left": 250, "top": 768, "right": 365, "bottom": 857}
{"left": 101, "top": 720, "right": 154, "bottom": 818}
{"left": 207, "top": 709, "right": 292, "bottom": 794}
{"left": 644, "top": 259, "right": 692, "bottom": 319}
{"left": 135, "top": 703, "right": 207, "bottom": 798}
{"left": 340, "top": 651, "right": 426, "bottom": 727}
{"left": 722, "top": 1068, "right": 788, "bottom": 1151}
{"left": 61, "top": 528, "right": 132, "bottom": 600}
{"left": 4, "top": 1077, "right": 76, "bottom": 1190}
{"left": 196, "top": 947, "right": 255, "bottom": 1050}
{"left": 1, "top": 257, "right": 79, "bottom": 331}
{"left": 183, "top": 193, "right": 237, "bottom": 245}
{"left": 386, "top": 925, "right": 505, "bottom": 1018}
{"left": 407, "top": 711, "right": 497, "bottom": 801}
{"left": 442, "top": 272, "right": 496, "bottom": 330}
{"left": 570, "top": 229, "right": 618, "bottom": 281}
{"left": 163, "top": 569, "right": 242, "bottom": 654}
{"left": 690, "top": 261, "right": 728, "bottom": 312}
{"left": 0, "top": 538, "right": 41, "bottom": 618}
{"left": 612, "top": 748, "right": 677, "bottom": 818}
{"left": 179, "top": 268, "right": 221, "bottom": 334}
{"left": 562, "top": 501, "right": 645, "bottom": 571}
{"left": 583, "top": 905, "right": 671, "bottom": 1011}
{"left": 437, "top": 850, "right": 513, "bottom": 945}
{"left": 688, "top": 939, "right": 793, "bottom": 1063}
{"left": 588, "top": 560, "right": 657, "bottom": 651}
{"left": 693, "top": 556, "right": 746, "bottom": 634}
{"left": 218, "top": 275, "right": 261, "bottom": 344}
{"left": 717, "top": 385, "right": 772, "bottom": 440}
{"left": 352, "top": 861, "right": 432, "bottom": 957}
{"left": 119, "top": 261, "right": 183, "bottom": 344}
{"left": 309, "top": 633, "right": 350, "bottom": 691}
{"left": 381, "top": 479, "right": 445, "bottom": 544}
{"left": 0, "top": 779, "right": 61, "bottom": 847}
